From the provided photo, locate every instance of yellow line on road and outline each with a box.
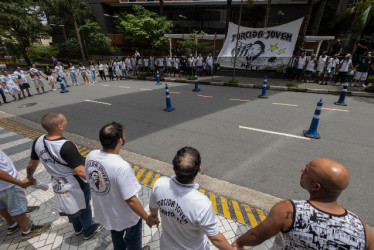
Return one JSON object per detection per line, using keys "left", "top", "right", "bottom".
{"left": 132, "top": 165, "right": 139, "bottom": 172}
{"left": 244, "top": 204, "right": 258, "bottom": 228}
{"left": 220, "top": 197, "right": 231, "bottom": 219}
{"left": 136, "top": 169, "right": 146, "bottom": 179}
{"left": 230, "top": 99, "right": 251, "bottom": 102}
{"left": 81, "top": 149, "right": 92, "bottom": 156}
{"left": 272, "top": 103, "right": 298, "bottom": 107}
{"left": 119, "top": 86, "right": 131, "bottom": 88}
{"left": 322, "top": 107, "right": 349, "bottom": 112}
{"left": 197, "top": 95, "right": 213, "bottom": 98}
{"left": 100, "top": 84, "right": 109, "bottom": 87}
{"left": 150, "top": 173, "right": 160, "bottom": 188}
{"left": 199, "top": 188, "right": 205, "bottom": 194}
{"left": 140, "top": 88, "right": 153, "bottom": 91}
{"left": 142, "top": 171, "right": 153, "bottom": 185}
{"left": 232, "top": 200, "right": 245, "bottom": 224}
{"left": 169, "top": 92, "right": 181, "bottom": 94}
{"left": 209, "top": 192, "right": 218, "bottom": 214}
{"left": 256, "top": 208, "right": 266, "bottom": 222}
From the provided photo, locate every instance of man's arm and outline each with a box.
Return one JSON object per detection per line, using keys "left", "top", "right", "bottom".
{"left": 233, "top": 200, "right": 293, "bottom": 247}
{"left": 126, "top": 196, "right": 159, "bottom": 227}
{"left": 26, "top": 159, "right": 39, "bottom": 179}
{"left": 208, "top": 232, "right": 234, "bottom": 250}
{"left": 363, "top": 223, "right": 374, "bottom": 250}
{"left": 73, "top": 165, "right": 86, "bottom": 180}
{"left": 0, "top": 170, "right": 33, "bottom": 188}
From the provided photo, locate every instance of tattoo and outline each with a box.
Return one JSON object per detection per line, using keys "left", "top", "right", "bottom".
{"left": 26, "top": 168, "right": 36, "bottom": 178}
{"left": 286, "top": 211, "right": 292, "bottom": 219}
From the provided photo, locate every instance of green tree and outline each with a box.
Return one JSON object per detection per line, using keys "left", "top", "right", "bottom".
{"left": 330, "top": 0, "right": 374, "bottom": 49}
{"left": 178, "top": 31, "right": 213, "bottom": 55}
{"left": 0, "top": 0, "right": 47, "bottom": 65}
{"left": 116, "top": 6, "right": 173, "bottom": 52}
{"left": 39, "top": 0, "right": 93, "bottom": 60}
{"left": 79, "top": 22, "right": 111, "bottom": 55}
{"left": 29, "top": 43, "right": 59, "bottom": 60}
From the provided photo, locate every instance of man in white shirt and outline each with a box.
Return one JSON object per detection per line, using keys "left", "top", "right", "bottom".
{"left": 14, "top": 67, "right": 32, "bottom": 98}
{"left": 196, "top": 54, "right": 204, "bottom": 76}
{"left": 166, "top": 55, "right": 172, "bottom": 76}
{"left": 335, "top": 54, "right": 354, "bottom": 85}
{"left": 206, "top": 53, "right": 214, "bottom": 76}
{"left": 54, "top": 61, "right": 70, "bottom": 87}
{"left": 29, "top": 64, "right": 47, "bottom": 95}
{"left": 157, "top": 57, "right": 164, "bottom": 76}
{"left": 322, "top": 54, "right": 340, "bottom": 85}
{"left": 188, "top": 54, "right": 196, "bottom": 76}
{"left": 0, "top": 70, "right": 23, "bottom": 101}
{"left": 0, "top": 150, "right": 50, "bottom": 240}
{"left": 173, "top": 56, "right": 179, "bottom": 77}
{"left": 149, "top": 147, "right": 236, "bottom": 250}
{"left": 85, "top": 122, "right": 158, "bottom": 250}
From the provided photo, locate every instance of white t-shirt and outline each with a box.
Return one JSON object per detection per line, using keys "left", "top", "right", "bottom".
{"left": 196, "top": 56, "right": 203, "bottom": 67}
{"left": 89, "top": 65, "right": 95, "bottom": 71}
{"left": 306, "top": 59, "right": 316, "bottom": 71}
{"left": 206, "top": 56, "right": 213, "bottom": 66}
{"left": 158, "top": 58, "right": 164, "bottom": 67}
{"left": 13, "top": 70, "right": 28, "bottom": 83}
{"left": 316, "top": 56, "right": 328, "bottom": 72}
{"left": 166, "top": 57, "right": 172, "bottom": 67}
{"left": 144, "top": 59, "right": 149, "bottom": 67}
{"left": 339, "top": 59, "right": 352, "bottom": 72}
{"left": 0, "top": 150, "right": 19, "bottom": 192}
{"left": 69, "top": 66, "right": 76, "bottom": 73}
{"left": 173, "top": 58, "right": 179, "bottom": 69}
{"left": 188, "top": 57, "right": 195, "bottom": 67}
{"left": 297, "top": 56, "right": 307, "bottom": 69}
{"left": 149, "top": 176, "right": 219, "bottom": 250}
{"left": 327, "top": 58, "right": 340, "bottom": 70}
{"left": 98, "top": 64, "right": 104, "bottom": 71}
{"left": 30, "top": 67, "right": 41, "bottom": 79}
{"left": 54, "top": 65, "right": 65, "bottom": 76}
{"left": 85, "top": 150, "right": 141, "bottom": 231}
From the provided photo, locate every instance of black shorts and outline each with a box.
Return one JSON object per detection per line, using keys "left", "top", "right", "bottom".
{"left": 20, "top": 83, "right": 30, "bottom": 90}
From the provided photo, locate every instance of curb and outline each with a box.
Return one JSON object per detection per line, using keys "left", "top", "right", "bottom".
{"left": 136, "top": 76, "right": 374, "bottom": 98}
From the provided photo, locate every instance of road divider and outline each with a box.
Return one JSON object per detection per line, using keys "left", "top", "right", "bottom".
{"left": 85, "top": 99, "right": 112, "bottom": 106}
{"left": 272, "top": 103, "right": 298, "bottom": 107}
{"left": 239, "top": 125, "right": 310, "bottom": 140}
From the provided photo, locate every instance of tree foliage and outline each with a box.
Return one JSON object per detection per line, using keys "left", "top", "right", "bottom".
{"left": 30, "top": 43, "right": 59, "bottom": 60}
{"left": 0, "top": 0, "right": 47, "bottom": 65}
{"left": 178, "top": 31, "right": 213, "bottom": 55}
{"left": 79, "top": 22, "right": 111, "bottom": 53}
{"left": 116, "top": 5, "right": 173, "bottom": 52}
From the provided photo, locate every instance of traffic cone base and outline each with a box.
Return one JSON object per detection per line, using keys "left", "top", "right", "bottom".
{"left": 164, "top": 107, "right": 175, "bottom": 112}
{"left": 258, "top": 95, "right": 268, "bottom": 99}
{"left": 303, "top": 130, "right": 320, "bottom": 139}
{"left": 60, "top": 90, "right": 69, "bottom": 93}
{"left": 192, "top": 88, "right": 200, "bottom": 92}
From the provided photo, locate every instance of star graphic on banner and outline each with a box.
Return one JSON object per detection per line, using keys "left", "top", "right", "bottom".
{"left": 269, "top": 43, "right": 278, "bottom": 52}
{"left": 278, "top": 48, "right": 286, "bottom": 55}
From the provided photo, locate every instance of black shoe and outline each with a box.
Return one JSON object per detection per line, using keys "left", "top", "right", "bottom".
{"left": 75, "top": 228, "right": 83, "bottom": 236}
{"left": 7, "top": 224, "right": 20, "bottom": 235}
{"left": 22, "top": 224, "right": 51, "bottom": 240}
{"left": 84, "top": 223, "right": 103, "bottom": 240}
{"left": 26, "top": 206, "right": 40, "bottom": 214}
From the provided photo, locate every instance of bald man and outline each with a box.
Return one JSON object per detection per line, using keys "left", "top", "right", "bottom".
{"left": 233, "top": 158, "right": 374, "bottom": 249}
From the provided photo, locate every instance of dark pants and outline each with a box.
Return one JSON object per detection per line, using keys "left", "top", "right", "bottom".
{"left": 108, "top": 71, "right": 114, "bottom": 81}
{"left": 0, "top": 88, "right": 7, "bottom": 103}
{"left": 111, "top": 218, "right": 142, "bottom": 250}
{"left": 68, "top": 183, "right": 96, "bottom": 237}
{"left": 335, "top": 72, "right": 347, "bottom": 84}
{"left": 99, "top": 70, "right": 106, "bottom": 81}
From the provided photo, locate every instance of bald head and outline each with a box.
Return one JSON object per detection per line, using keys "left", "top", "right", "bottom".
{"left": 306, "top": 158, "right": 350, "bottom": 194}
{"left": 41, "top": 112, "right": 65, "bottom": 133}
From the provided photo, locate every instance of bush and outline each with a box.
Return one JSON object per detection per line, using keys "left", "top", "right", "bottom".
{"left": 365, "top": 86, "right": 374, "bottom": 93}
{"left": 228, "top": 80, "right": 238, "bottom": 84}
{"left": 30, "top": 43, "right": 58, "bottom": 60}
{"left": 187, "top": 76, "right": 195, "bottom": 80}
{"left": 286, "top": 83, "right": 299, "bottom": 88}
{"left": 368, "top": 75, "right": 374, "bottom": 83}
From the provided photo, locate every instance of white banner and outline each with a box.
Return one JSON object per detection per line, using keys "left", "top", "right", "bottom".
{"left": 218, "top": 18, "right": 303, "bottom": 70}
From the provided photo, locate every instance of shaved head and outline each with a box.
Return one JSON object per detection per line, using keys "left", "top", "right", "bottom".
{"left": 302, "top": 158, "right": 350, "bottom": 198}
{"left": 41, "top": 112, "right": 65, "bottom": 133}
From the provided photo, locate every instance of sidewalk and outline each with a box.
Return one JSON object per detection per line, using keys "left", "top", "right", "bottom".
{"left": 0, "top": 125, "right": 274, "bottom": 250}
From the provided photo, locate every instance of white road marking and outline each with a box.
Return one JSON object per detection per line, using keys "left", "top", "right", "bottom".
{"left": 119, "top": 86, "right": 131, "bottom": 88}
{"left": 140, "top": 88, "right": 153, "bottom": 91}
{"left": 272, "top": 103, "right": 298, "bottom": 107}
{"left": 169, "top": 92, "right": 181, "bottom": 94}
{"left": 239, "top": 125, "right": 310, "bottom": 140}
{"left": 230, "top": 99, "right": 251, "bottom": 102}
{"left": 8, "top": 149, "right": 31, "bottom": 162}
{"left": 0, "top": 132, "right": 16, "bottom": 139}
{"left": 322, "top": 107, "right": 349, "bottom": 112}
{"left": 197, "top": 95, "right": 213, "bottom": 98}
{"left": 0, "top": 138, "right": 32, "bottom": 150}
{"left": 85, "top": 99, "right": 112, "bottom": 106}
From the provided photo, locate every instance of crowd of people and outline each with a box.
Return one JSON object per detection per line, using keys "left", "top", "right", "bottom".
{"left": 285, "top": 39, "right": 374, "bottom": 88}
{"left": 0, "top": 112, "right": 373, "bottom": 249}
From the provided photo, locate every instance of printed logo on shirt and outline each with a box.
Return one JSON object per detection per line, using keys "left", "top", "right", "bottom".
{"left": 52, "top": 177, "right": 69, "bottom": 194}
{"left": 86, "top": 160, "right": 111, "bottom": 195}
{"left": 157, "top": 199, "right": 189, "bottom": 225}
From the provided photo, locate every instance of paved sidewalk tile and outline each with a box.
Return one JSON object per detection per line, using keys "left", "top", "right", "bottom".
{"left": 0, "top": 126, "right": 274, "bottom": 249}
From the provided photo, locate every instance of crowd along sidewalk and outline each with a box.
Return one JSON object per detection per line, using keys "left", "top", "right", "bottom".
{"left": 0, "top": 123, "right": 274, "bottom": 250}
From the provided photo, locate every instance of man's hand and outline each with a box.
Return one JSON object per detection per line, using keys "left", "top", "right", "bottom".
{"left": 232, "top": 242, "right": 246, "bottom": 250}
{"left": 18, "top": 177, "right": 35, "bottom": 189}
{"left": 146, "top": 214, "right": 160, "bottom": 228}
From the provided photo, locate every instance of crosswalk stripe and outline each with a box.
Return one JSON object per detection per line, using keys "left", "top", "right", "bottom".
{"left": 142, "top": 171, "right": 153, "bottom": 185}
{"left": 0, "top": 138, "right": 31, "bottom": 150}
{"left": 243, "top": 204, "right": 258, "bottom": 228}
{"left": 7, "top": 149, "right": 31, "bottom": 162}
{"left": 220, "top": 197, "right": 231, "bottom": 219}
{"left": 150, "top": 173, "right": 160, "bottom": 188}
{"left": 232, "top": 200, "right": 245, "bottom": 224}
{"left": 209, "top": 192, "right": 218, "bottom": 214}
{"left": 0, "top": 132, "right": 17, "bottom": 139}
{"left": 256, "top": 208, "right": 266, "bottom": 222}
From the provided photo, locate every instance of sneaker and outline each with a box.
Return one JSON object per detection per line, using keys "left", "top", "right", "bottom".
{"left": 37, "top": 92, "right": 41, "bottom": 95}
{"left": 75, "top": 228, "right": 83, "bottom": 236}
{"left": 22, "top": 224, "right": 51, "bottom": 240}
{"left": 52, "top": 88, "right": 57, "bottom": 91}
{"left": 7, "top": 224, "right": 20, "bottom": 235}
{"left": 28, "top": 94, "right": 32, "bottom": 97}
{"left": 362, "top": 84, "right": 367, "bottom": 88}
{"left": 43, "top": 91, "right": 48, "bottom": 94}
{"left": 351, "top": 83, "right": 355, "bottom": 87}
{"left": 84, "top": 223, "right": 103, "bottom": 240}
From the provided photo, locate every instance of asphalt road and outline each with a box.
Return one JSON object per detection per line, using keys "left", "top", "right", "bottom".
{"left": 2, "top": 79, "right": 374, "bottom": 225}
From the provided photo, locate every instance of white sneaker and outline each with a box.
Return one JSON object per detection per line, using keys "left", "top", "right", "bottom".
{"left": 362, "top": 84, "right": 367, "bottom": 88}
{"left": 351, "top": 83, "right": 355, "bottom": 87}
{"left": 52, "top": 88, "right": 57, "bottom": 91}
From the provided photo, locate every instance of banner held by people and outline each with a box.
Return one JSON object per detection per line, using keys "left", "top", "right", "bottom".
{"left": 218, "top": 18, "right": 303, "bottom": 70}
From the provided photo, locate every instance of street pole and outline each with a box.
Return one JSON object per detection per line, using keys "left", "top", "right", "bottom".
{"left": 232, "top": 0, "right": 243, "bottom": 82}
{"left": 212, "top": 32, "right": 217, "bottom": 81}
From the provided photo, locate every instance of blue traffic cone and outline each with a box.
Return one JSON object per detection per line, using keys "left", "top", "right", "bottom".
{"left": 156, "top": 70, "right": 161, "bottom": 85}
{"left": 258, "top": 75, "right": 268, "bottom": 98}
{"left": 58, "top": 76, "right": 69, "bottom": 93}
{"left": 164, "top": 84, "right": 174, "bottom": 112}
{"left": 334, "top": 81, "right": 348, "bottom": 106}
{"left": 192, "top": 72, "right": 200, "bottom": 92}
{"left": 303, "top": 99, "right": 323, "bottom": 139}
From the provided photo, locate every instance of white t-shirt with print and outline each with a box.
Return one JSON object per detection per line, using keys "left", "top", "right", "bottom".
{"left": 54, "top": 65, "right": 65, "bottom": 77}
{"left": 13, "top": 70, "right": 28, "bottom": 83}
{"left": 339, "top": 59, "right": 352, "bottom": 72}
{"left": 30, "top": 67, "right": 41, "bottom": 80}
{"left": 0, "top": 150, "right": 19, "bottom": 192}
{"left": 149, "top": 176, "right": 219, "bottom": 250}
{"left": 196, "top": 56, "right": 203, "bottom": 67}
{"left": 85, "top": 150, "right": 141, "bottom": 231}
{"left": 166, "top": 57, "right": 172, "bottom": 67}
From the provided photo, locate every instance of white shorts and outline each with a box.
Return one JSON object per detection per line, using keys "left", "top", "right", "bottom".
{"left": 353, "top": 71, "right": 368, "bottom": 81}
{"left": 33, "top": 78, "right": 44, "bottom": 88}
